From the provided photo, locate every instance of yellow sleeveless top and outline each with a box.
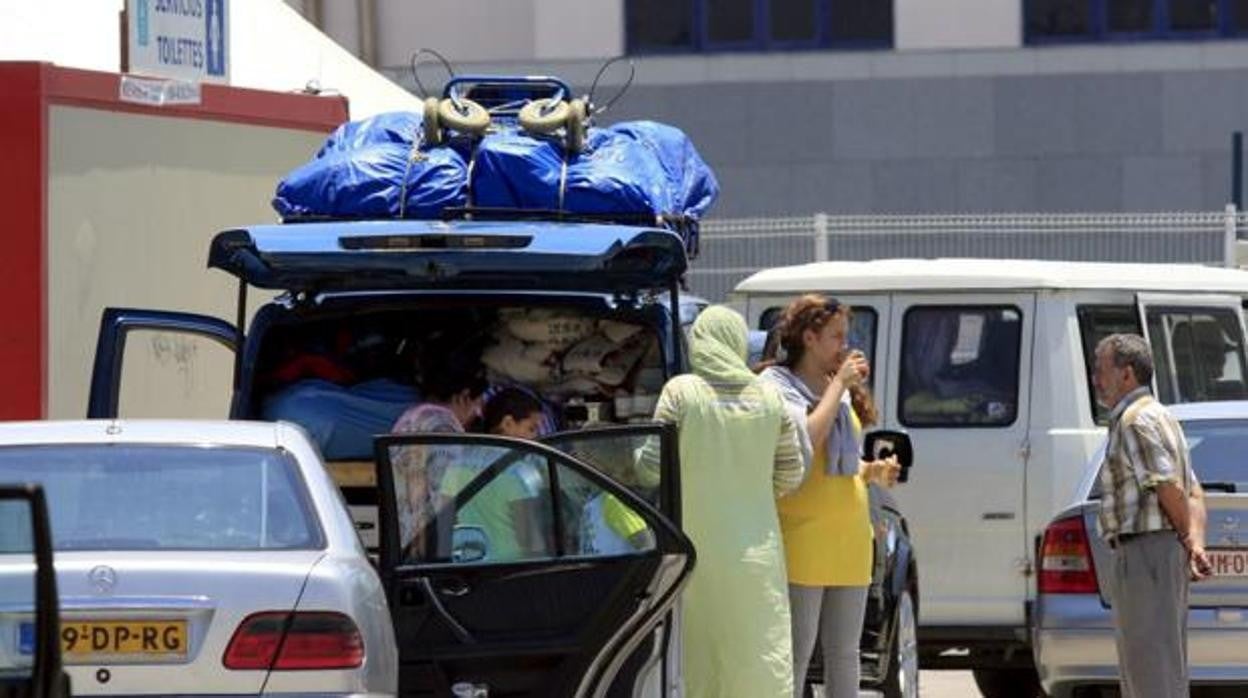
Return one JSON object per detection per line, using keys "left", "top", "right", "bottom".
{"left": 777, "top": 413, "right": 874, "bottom": 587}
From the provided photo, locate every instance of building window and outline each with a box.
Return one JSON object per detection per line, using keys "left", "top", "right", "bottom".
{"left": 1026, "top": 0, "right": 1241, "bottom": 42}
{"left": 626, "top": 0, "right": 696, "bottom": 52}
{"left": 829, "top": 0, "right": 894, "bottom": 42}
{"left": 627, "top": 0, "right": 894, "bottom": 53}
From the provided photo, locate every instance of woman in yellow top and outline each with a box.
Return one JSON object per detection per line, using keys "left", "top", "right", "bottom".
{"left": 759, "top": 294, "right": 899, "bottom": 698}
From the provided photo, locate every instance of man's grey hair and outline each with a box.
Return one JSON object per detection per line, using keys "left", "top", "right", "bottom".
{"left": 1096, "top": 333, "right": 1154, "bottom": 386}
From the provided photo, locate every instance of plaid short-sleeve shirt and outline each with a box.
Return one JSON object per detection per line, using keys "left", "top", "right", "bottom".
{"left": 1096, "top": 387, "right": 1195, "bottom": 542}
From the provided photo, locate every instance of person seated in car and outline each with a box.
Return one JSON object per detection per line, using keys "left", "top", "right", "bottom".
{"left": 390, "top": 349, "right": 488, "bottom": 562}
{"left": 456, "top": 387, "right": 549, "bottom": 559}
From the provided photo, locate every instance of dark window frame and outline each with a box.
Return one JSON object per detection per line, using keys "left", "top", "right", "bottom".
{"left": 1024, "top": 0, "right": 1242, "bottom": 45}
{"left": 1076, "top": 304, "right": 1144, "bottom": 425}
{"left": 626, "top": 0, "right": 893, "bottom": 54}
{"left": 898, "top": 304, "right": 1024, "bottom": 430}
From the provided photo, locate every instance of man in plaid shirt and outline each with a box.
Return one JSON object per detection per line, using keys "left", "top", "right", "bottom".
{"left": 1092, "top": 333, "right": 1211, "bottom": 698}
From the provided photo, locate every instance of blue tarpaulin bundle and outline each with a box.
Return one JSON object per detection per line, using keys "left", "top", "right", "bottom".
{"left": 272, "top": 111, "right": 718, "bottom": 252}
{"left": 273, "top": 112, "right": 469, "bottom": 219}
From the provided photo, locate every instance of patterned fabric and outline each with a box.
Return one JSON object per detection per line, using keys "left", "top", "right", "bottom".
{"left": 759, "top": 365, "right": 858, "bottom": 476}
{"left": 1097, "top": 387, "right": 1196, "bottom": 542}
{"left": 389, "top": 403, "right": 464, "bottom": 560}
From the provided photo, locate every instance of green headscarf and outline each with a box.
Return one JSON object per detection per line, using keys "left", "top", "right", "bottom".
{"left": 688, "top": 305, "right": 755, "bottom": 384}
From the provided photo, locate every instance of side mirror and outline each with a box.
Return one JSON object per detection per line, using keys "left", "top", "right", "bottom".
{"left": 0, "top": 483, "right": 70, "bottom": 698}
{"left": 451, "top": 525, "right": 489, "bottom": 564}
{"left": 863, "top": 430, "right": 914, "bottom": 483}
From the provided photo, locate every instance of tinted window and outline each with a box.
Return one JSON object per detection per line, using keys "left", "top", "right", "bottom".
{"left": 0, "top": 496, "right": 34, "bottom": 678}
{"left": 1170, "top": 0, "right": 1217, "bottom": 30}
{"left": 389, "top": 441, "right": 654, "bottom": 565}
{"left": 758, "top": 305, "right": 877, "bottom": 362}
{"left": 1078, "top": 305, "right": 1144, "bottom": 423}
{"left": 1235, "top": 0, "right": 1248, "bottom": 31}
{"left": 1026, "top": 0, "right": 1094, "bottom": 37}
{"left": 1109, "top": 0, "right": 1154, "bottom": 31}
{"left": 708, "top": 0, "right": 756, "bottom": 42}
{"left": 627, "top": 0, "right": 695, "bottom": 51}
{"left": 757, "top": 305, "right": 879, "bottom": 389}
{"left": 772, "top": 0, "right": 818, "bottom": 41}
{"left": 900, "top": 306, "right": 1022, "bottom": 427}
{"left": 0, "top": 445, "right": 320, "bottom": 551}
{"left": 1145, "top": 308, "right": 1248, "bottom": 404}
{"left": 829, "top": 0, "right": 894, "bottom": 41}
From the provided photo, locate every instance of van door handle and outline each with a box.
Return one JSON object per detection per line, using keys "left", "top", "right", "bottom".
{"left": 982, "top": 512, "right": 1016, "bottom": 521}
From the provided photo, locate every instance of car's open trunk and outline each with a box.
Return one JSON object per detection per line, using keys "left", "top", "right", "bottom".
{"left": 242, "top": 295, "right": 673, "bottom": 551}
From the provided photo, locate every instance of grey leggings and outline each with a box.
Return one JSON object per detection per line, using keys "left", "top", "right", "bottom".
{"left": 789, "top": 584, "right": 869, "bottom": 698}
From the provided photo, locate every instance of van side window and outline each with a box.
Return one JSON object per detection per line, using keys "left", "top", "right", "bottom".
{"left": 759, "top": 305, "right": 879, "bottom": 391}
{"left": 1144, "top": 308, "right": 1248, "bottom": 405}
{"left": 1077, "top": 305, "right": 1143, "bottom": 424}
{"left": 900, "top": 306, "right": 1022, "bottom": 427}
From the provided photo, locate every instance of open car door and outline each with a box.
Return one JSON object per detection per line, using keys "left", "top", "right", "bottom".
{"left": 86, "top": 308, "right": 238, "bottom": 419}
{"left": 541, "top": 424, "right": 683, "bottom": 696}
{"left": 1136, "top": 293, "right": 1248, "bottom": 404}
{"left": 375, "top": 432, "right": 693, "bottom": 697}
{"left": 0, "top": 484, "right": 70, "bottom": 698}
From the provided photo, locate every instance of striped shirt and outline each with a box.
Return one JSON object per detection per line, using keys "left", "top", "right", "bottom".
{"left": 1096, "top": 387, "right": 1195, "bottom": 543}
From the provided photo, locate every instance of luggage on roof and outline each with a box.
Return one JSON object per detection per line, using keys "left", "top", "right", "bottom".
{"left": 270, "top": 75, "right": 718, "bottom": 256}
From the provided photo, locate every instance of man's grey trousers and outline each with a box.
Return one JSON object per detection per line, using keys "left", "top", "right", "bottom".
{"left": 1108, "top": 531, "right": 1190, "bottom": 698}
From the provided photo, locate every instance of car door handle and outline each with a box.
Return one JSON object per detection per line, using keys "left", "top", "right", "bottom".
{"left": 438, "top": 580, "right": 471, "bottom": 597}
{"left": 982, "top": 512, "right": 1016, "bottom": 521}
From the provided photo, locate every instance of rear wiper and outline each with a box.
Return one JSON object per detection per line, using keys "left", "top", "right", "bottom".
{"left": 1201, "top": 481, "right": 1239, "bottom": 493}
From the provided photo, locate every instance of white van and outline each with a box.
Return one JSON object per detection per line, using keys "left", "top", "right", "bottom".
{"left": 731, "top": 258, "right": 1248, "bottom": 688}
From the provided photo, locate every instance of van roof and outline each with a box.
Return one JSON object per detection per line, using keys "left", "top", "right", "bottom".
{"left": 734, "top": 258, "right": 1248, "bottom": 294}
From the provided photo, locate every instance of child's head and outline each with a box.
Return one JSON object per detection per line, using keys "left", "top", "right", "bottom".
{"left": 483, "top": 388, "right": 544, "bottom": 439}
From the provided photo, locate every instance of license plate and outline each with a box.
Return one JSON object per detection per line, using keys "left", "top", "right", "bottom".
{"left": 1208, "top": 549, "right": 1248, "bottom": 577}
{"left": 19, "top": 620, "right": 187, "bottom": 660}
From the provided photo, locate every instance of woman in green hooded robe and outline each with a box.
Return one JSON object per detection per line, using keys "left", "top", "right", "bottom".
{"left": 651, "top": 305, "right": 805, "bottom": 697}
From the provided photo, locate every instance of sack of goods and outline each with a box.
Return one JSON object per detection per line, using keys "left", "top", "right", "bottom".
{"left": 271, "top": 96, "right": 719, "bottom": 256}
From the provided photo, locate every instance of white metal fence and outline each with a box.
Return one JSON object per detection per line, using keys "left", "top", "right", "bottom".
{"left": 689, "top": 207, "right": 1247, "bottom": 301}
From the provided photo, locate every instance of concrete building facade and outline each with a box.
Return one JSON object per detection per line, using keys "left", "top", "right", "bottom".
{"left": 284, "top": 0, "right": 1248, "bottom": 217}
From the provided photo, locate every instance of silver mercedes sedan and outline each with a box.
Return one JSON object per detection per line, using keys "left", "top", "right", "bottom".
{"left": 1033, "top": 401, "right": 1248, "bottom": 698}
{"left": 0, "top": 420, "right": 396, "bottom": 697}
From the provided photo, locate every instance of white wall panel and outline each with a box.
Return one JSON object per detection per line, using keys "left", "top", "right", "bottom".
{"left": 46, "top": 106, "right": 322, "bottom": 419}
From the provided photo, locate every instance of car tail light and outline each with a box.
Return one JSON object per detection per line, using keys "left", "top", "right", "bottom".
{"left": 223, "top": 611, "right": 364, "bottom": 670}
{"left": 1038, "top": 515, "right": 1099, "bottom": 595}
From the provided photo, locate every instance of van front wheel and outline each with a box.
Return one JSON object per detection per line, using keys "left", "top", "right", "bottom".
{"left": 971, "top": 667, "right": 1044, "bottom": 698}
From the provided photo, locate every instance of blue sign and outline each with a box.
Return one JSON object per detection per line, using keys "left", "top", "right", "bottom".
{"left": 128, "top": 0, "right": 230, "bottom": 84}
{"left": 17, "top": 621, "right": 33, "bottom": 656}
{"left": 136, "top": 0, "right": 150, "bottom": 47}
{"left": 205, "top": 0, "right": 225, "bottom": 78}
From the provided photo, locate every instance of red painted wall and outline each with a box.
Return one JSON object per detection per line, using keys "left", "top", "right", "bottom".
{"left": 0, "top": 64, "right": 47, "bottom": 420}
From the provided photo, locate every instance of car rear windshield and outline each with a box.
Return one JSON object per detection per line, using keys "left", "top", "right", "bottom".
{"left": 1182, "top": 419, "right": 1248, "bottom": 491}
{"left": 1089, "top": 417, "right": 1248, "bottom": 498}
{"left": 0, "top": 444, "right": 322, "bottom": 552}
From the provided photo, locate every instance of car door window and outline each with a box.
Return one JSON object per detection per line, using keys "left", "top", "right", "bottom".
{"left": 0, "top": 493, "right": 36, "bottom": 682}
{"left": 114, "top": 329, "right": 235, "bottom": 418}
{"left": 899, "top": 306, "right": 1022, "bottom": 427}
{"left": 385, "top": 439, "right": 657, "bottom": 565}
{"left": 543, "top": 425, "right": 675, "bottom": 519}
{"left": 1144, "top": 308, "right": 1248, "bottom": 405}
